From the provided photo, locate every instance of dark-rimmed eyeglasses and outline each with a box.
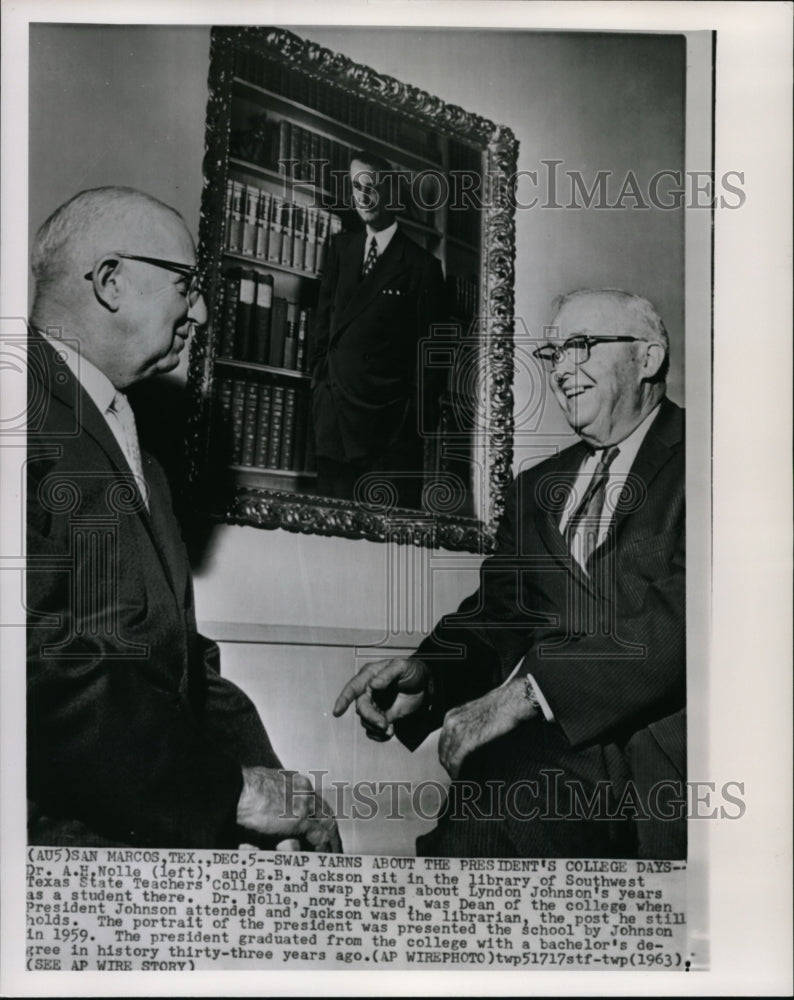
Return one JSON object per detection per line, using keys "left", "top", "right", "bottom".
{"left": 533, "top": 335, "right": 646, "bottom": 369}
{"left": 84, "top": 252, "right": 201, "bottom": 306}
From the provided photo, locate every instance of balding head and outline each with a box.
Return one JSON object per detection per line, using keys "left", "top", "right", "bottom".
{"left": 31, "top": 187, "right": 183, "bottom": 298}
{"left": 30, "top": 187, "right": 205, "bottom": 387}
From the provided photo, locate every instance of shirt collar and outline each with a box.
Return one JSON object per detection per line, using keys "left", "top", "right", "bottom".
{"left": 365, "top": 220, "right": 398, "bottom": 256}
{"left": 39, "top": 330, "right": 118, "bottom": 416}
{"left": 605, "top": 402, "right": 662, "bottom": 472}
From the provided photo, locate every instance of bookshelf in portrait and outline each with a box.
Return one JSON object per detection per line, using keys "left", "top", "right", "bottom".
{"left": 186, "top": 26, "right": 518, "bottom": 551}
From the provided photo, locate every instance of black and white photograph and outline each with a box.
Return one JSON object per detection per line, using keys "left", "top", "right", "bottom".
{"left": 1, "top": 0, "right": 791, "bottom": 995}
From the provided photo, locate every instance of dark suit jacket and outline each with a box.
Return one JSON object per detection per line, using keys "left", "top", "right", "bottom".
{"left": 398, "top": 398, "right": 685, "bottom": 855}
{"left": 309, "top": 227, "right": 446, "bottom": 462}
{"left": 26, "top": 332, "right": 281, "bottom": 848}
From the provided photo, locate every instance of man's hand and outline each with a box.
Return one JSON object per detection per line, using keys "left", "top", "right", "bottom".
{"left": 237, "top": 767, "right": 342, "bottom": 853}
{"left": 438, "top": 678, "right": 539, "bottom": 778}
{"left": 333, "top": 658, "right": 430, "bottom": 741}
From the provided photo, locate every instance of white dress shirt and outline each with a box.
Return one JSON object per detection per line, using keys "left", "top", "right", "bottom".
{"left": 362, "top": 220, "right": 398, "bottom": 264}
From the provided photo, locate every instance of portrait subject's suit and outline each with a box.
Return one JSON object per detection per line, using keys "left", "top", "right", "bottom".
{"left": 26, "top": 331, "right": 281, "bottom": 848}
{"left": 398, "top": 398, "right": 686, "bottom": 858}
{"left": 310, "top": 227, "right": 446, "bottom": 478}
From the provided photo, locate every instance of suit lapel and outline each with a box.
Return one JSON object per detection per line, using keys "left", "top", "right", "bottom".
{"left": 331, "top": 227, "right": 408, "bottom": 338}
{"left": 607, "top": 398, "right": 682, "bottom": 541}
{"left": 32, "top": 331, "right": 179, "bottom": 598}
{"left": 533, "top": 440, "right": 589, "bottom": 563}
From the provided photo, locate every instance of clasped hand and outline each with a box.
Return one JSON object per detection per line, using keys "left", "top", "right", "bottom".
{"left": 237, "top": 767, "right": 341, "bottom": 853}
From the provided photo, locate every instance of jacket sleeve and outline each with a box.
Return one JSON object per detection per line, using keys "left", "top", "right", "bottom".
{"left": 26, "top": 464, "right": 244, "bottom": 849}
{"left": 395, "top": 476, "right": 532, "bottom": 749}
{"left": 197, "top": 632, "right": 284, "bottom": 769}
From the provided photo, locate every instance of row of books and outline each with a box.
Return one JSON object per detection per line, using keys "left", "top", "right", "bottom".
{"left": 217, "top": 267, "right": 314, "bottom": 372}
{"left": 225, "top": 180, "right": 342, "bottom": 274}
{"left": 231, "top": 114, "right": 358, "bottom": 190}
{"left": 215, "top": 376, "right": 316, "bottom": 474}
{"left": 230, "top": 116, "right": 440, "bottom": 229}
{"left": 234, "top": 51, "right": 442, "bottom": 163}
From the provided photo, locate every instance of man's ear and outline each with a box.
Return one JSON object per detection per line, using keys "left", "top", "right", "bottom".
{"left": 89, "top": 255, "right": 123, "bottom": 312}
{"left": 642, "top": 342, "right": 666, "bottom": 381}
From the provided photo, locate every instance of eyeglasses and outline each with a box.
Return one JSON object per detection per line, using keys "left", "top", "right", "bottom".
{"left": 84, "top": 252, "right": 201, "bottom": 306}
{"left": 533, "top": 335, "right": 646, "bottom": 369}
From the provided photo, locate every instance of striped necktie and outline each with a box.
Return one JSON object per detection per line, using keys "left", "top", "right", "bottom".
{"left": 361, "top": 236, "right": 378, "bottom": 279}
{"left": 565, "top": 445, "right": 619, "bottom": 566}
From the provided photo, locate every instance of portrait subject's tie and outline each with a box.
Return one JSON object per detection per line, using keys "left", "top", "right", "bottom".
{"left": 108, "top": 390, "right": 149, "bottom": 509}
{"left": 361, "top": 236, "right": 378, "bottom": 279}
{"left": 565, "top": 445, "right": 619, "bottom": 566}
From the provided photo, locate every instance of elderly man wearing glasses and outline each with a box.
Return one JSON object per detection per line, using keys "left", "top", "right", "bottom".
{"left": 26, "top": 186, "right": 340, "bottom": 852}
{"left": 335, "top": 288, "right": 685, "bottom": 859}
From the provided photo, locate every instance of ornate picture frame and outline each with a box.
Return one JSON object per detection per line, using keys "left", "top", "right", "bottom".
{"left": 186, "top": 26, "right": 518, "bottom": 552}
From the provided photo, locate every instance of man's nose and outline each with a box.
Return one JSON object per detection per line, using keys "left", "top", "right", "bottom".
{"left": 551, "top": 348, "right": 576, "bottom": 382}
{"left": 187, "top": 292, "right": 208, "bottom": 328}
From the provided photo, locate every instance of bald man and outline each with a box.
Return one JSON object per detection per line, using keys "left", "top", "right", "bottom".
{"left": 26, "top": 187, "right": 340, "bottom": 851}
{"left": 335, "top": 289, "right": 685, "bottom": 859}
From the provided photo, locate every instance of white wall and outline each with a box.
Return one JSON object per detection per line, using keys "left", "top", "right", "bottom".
{"left": 29, "top": 24, "right": 686, "bottom": 852}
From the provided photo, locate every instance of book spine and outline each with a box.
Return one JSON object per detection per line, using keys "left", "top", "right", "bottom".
{"left": 278, "top": 120, "right": 291, "bottom": 174}
{"left": 223, "top": 178, "right": 235, "bottom": 251}
{"left": 279, "top": 387, "right": 297, "bottom": 470}
{"left": 282, "top": 301, "right": 299, "bottom": 370}
{"left": 292, "top": 389, "right": 308, "bottom": 471}
{"left": 280, "top": 202, "right": 294, "bottom": 267}
{"left": 267, "top": 196, "right": 283, "bottom": 264}
{"left": 228, "top": 180, "right": 244, "bottom": 253}
{"left": 230, "top": 379, "right": 246, "bottom": 465}
{"left": 315, "top": 211, "right": 330, "bottom": 274}
{"left": 304, "top": 208, "right": 318, "bottom": 273}
{"left": 253, "top": 383, "right": 272, "bottom": 469}
{"left": 267, "top": 385, "right": 285, "bottom": 468}
{"left": 251, "top": 272, "right": 274, "bottom": 364}
{"left": 296, "top": 307, "right": 309, "bottom": 372}
{"left": 240, "top": 381, "right": 260, "bottom": 466}
{"left": 268, "top": 297, "right": 288, "bottom": 368}
{"left": 234, "top": 269, "right": 256, "bottom": 360}
{"left": 217, "top": 268, "right": 240, "bottom": 357}
{"left": 290, "top": 124, "right": 302, "bottom": 180}
{"left": 291, "top": 205, "right": 306, "bottom": 272}
{"left": 254, "top": 190, "right": 271, "bottom": 260}
{"left": 242, "top": 184, "right": 259, "bottom": 256}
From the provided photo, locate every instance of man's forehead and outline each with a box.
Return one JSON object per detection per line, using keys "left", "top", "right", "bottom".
{"left": 350, "top": 160, "right": 380, "bottom": 181}
{"left": 553, "top": 295, "right": 628, "bottom": 337}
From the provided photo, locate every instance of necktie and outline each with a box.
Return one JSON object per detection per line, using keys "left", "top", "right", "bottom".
{"left": 108, "top": 391, "right": 149, "bottom": 508}
{"left": 565, "top": 445, "right": 619, "bottom": 566}
{"left": 361, "top": 236, "right": 378, "bottom": 279}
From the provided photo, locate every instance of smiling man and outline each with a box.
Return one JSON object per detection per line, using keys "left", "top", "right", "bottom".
{"left": 309, "top": 150, "right": 446, "bottom": 504}
{"left": 26, "top": 187, "right": 340, "bottom": 852}
{"left": 335, "top": 288, "right": 685, "bottom": 859}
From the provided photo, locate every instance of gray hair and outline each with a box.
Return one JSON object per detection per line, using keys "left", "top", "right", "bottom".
{"left": 552, "top": 287, "right": 670, "bottom": 380}
{"left": 31, "top": 186, "right": 181, "bottom": 293}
